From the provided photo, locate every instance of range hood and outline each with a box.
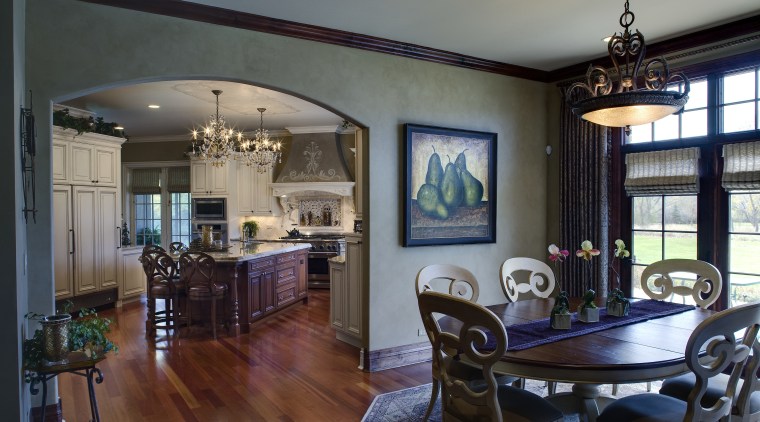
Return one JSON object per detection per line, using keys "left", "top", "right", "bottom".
{"left": 270, "top": 126, "right": 355, "bottom": 198}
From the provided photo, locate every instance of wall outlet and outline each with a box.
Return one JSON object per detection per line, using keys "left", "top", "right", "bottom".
{"left": 418, "top": 328, "right": 426, "bottom": 337}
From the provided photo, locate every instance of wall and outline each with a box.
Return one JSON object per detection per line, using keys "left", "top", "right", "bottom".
{"left": 122, "top": 140, "right": 190, "bottom": 162}
{"left": 25, "top": 0, "right": 551, "bottom": 358}
{"left": 3, "top": 0, "right": 27, "bottom": 419}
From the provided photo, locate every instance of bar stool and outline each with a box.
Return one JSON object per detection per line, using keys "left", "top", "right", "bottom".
{"left": 141, "top": 249, "right": 184, "bottom": 336}
{"left": 179, "top": 252, "right": 227, "bottom": 339}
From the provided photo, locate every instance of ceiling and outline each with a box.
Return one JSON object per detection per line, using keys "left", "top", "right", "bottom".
{"left": 61, "top": 0, "right": 760, "bottom": 140}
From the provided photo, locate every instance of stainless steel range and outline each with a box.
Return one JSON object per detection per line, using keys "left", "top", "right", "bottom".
{"left": 280, "top": 231, "right": 345, "bottom": 289}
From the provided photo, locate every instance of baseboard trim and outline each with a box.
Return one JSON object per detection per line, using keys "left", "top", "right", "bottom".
{"left": 364, "top": 342, "right": 431, "bottom": 372}
{"left": 29, "top": 399, "right": 62, "bottom": 422}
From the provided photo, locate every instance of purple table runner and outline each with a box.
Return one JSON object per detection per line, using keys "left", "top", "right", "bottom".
{"left": 482, "top": 299, "right": 695, "bottom": 352}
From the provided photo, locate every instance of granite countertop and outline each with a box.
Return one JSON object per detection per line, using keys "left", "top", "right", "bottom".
{"left": 198, "top": 241, "right": 310, "bottom": 263}
{"left": 328, "top": 255, "right": 345, "bottom": 264}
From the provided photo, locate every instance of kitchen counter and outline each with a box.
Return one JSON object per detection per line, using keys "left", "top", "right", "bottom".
{"left": 204, "top": 241, "right": 310, "bottom": 263}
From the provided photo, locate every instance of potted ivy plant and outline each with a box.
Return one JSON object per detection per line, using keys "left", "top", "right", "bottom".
{"left": 23, "top": 302, "right": 118, "bottom": 379}
{"left": 242, "top": 220, "right": 259, "bottom": 241}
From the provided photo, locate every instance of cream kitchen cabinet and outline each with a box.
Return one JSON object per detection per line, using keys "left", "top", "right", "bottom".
{"left": 118, "top": 247, "right": 145, "bottom": 305}
{"left": 330, "top": 233, "right": 363, "bottom": 347}
{"left": 236, "top": 163, "right": 274, "bottom": 215}
{"left": 53, "top": 186, "right": 74, "bottom": 299}
{"left": 191, "top": 159, "right": 230, "bottom": 196}
{"left": 53, "top": 126, "right": 121, "bottom": 187}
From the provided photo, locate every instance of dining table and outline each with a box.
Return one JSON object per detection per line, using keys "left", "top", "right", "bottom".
{"left": 438, "top": 296, "right": 714, "bottom": 422}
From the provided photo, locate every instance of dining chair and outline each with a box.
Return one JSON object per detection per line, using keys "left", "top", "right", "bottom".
{"left": 169, "top": 241, "right": 188, "bottom": 255}
{"left": 499, "top": 257, "right": 557, "bottom": 302}
{"left": 179, "top": 252, "right": 227, "bottom": 339}
{"left": 415, "top": 264, "right": 520, "bottom": 421}
{"left": 417, "top": 290, "right": 564, "bottom": 422}
{"left": 141, "top": 250, "right": 184, "bottom": 336}
{"left": 499, "top": 257, "right": 558, "bottom": 395}
{"left": 598, "top": 301, "right": 760, "bottom": 422}
{"left": 639, "top": 259, "right": 722, "bottom": 308}
{"left": 612, "top": 258, "right": 724, "bottom": 396}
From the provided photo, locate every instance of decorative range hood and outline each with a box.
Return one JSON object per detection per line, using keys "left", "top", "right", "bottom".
{"left": 270, "top": 126, "right": 355, "bottom": 198}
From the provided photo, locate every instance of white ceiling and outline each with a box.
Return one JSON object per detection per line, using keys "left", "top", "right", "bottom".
{"left": 60, "top": 0, "right": 760, "bottom": 140}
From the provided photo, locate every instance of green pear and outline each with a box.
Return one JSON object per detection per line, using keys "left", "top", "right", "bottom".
{"left": 434, "top": 203, "right": 449, "bottom": 219}
{"left": 440, "top": 157, "right": 463, "bottom": 208}
{"left": 425, "top": 146, "right": 444, "bottom": 187}
{"left": 461, "top": 168, "right": 484, "bottom": 206}
{"left": 454, "top": 149, "right": 468, "bottom": 172}
{"left": 416, "top": 183, "right": 443, "bottom": 216}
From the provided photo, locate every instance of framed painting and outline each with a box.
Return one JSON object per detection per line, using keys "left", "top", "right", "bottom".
{"left": 404, "top": 123, "right": 496, "bottom": 246}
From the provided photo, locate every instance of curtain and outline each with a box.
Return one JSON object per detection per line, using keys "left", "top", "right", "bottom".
{"left": 722, "top": 141, "right": 760, "bottom": 191}
{"left": 131, "top": 168, "right": 161, "bottom": 194}
{"left": 167, "top": 166, "right": 190, "bottom": 193}
{"left": 558, "top": 94, "right": 610, "bottom": 299}
{"left": 624, "top": 148, "right": 700, "bottom": 196}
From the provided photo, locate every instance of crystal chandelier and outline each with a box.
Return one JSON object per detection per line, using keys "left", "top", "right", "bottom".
{"left": 566, "top": 0, "right": 689, "bottom": 133}
{"left": 191, "top": 90, "right": 240, "bottom": 167}
{"left": 239, "top": 107, "right": 282, "bottom": 173}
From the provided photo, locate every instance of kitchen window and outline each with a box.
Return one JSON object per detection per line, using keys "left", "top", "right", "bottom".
{"left": 126, "top": 165, "right": 191, "bottom": 247}
{"left": 617, "top": 60, "right": 760, "bottom": 310}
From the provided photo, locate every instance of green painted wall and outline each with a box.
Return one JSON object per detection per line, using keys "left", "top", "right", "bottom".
{"left": 122, "top": 141, "right": 191, "bottom": 163}
{"left": 24, "top": 0, "right": 553, "bottom": 359}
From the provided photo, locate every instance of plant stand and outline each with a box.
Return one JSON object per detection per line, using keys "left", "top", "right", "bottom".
{"left": 551, "top": 313, "right": 571, "bottom": 330}
{"left": 607, "top": 301, "right": 630, "bottom": 317}
{"left": 577, "top": 306, "right": 600, "bottom": 323}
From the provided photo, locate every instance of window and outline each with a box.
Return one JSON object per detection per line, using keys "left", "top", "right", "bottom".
{"left": 618, "top": 60, "right": 760, "bottom": 310}
{"left": 128, "top": 166, "right": 191, "bottom": 247}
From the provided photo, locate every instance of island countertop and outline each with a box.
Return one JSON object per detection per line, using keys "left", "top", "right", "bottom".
{"left": 198, "top": 241, "right": 311, "bottom": 263}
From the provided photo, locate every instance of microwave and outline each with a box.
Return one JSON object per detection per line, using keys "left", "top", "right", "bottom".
{"left": 192, "top": 197, "right": 226, "bottom": 221}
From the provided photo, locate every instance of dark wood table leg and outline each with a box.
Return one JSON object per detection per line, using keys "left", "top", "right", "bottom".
{"left": 228, "top": 264, "right": 241, "bottom": 336}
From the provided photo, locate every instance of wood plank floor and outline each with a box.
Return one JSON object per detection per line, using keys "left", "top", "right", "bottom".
{"left": 57, "top": 290, "right": 431, "bottom": 421}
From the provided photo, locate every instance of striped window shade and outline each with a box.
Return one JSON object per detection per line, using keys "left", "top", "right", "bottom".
{"left": 722, "top": 141, "right": 760, "bottom": 191}
{"left": 131, "top": 168, "right": 161, "bottom": 194}
{"left": 167, "top": 166, "right": 190, "bottom": 193}
{"left": 624, "top": 147, "right": 700, "bottom": 196}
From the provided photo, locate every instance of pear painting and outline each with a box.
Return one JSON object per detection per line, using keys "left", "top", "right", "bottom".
{"left": 406, "top": 124, "right": 494, "bottom": 246}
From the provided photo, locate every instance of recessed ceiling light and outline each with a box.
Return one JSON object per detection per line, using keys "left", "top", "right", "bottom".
{"left": 115, "top": 126, "right": 124, "bottom": 130}
{"left": 148, "top": 104, "right": 160, "bottom": 109}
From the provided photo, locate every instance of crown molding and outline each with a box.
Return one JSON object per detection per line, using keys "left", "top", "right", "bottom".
{"left": 285, "top": 126, "right": 340, "bottom": 135}
{"left": 76, "top": 0, "right": 548, "bottom": 82}
{"left": 53, "top": 104, "right": 95, "bottom": 118}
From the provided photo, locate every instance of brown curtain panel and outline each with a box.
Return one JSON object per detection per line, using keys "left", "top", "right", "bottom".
{"left": 558, "top": 95, "right": 611, "bottom": 299}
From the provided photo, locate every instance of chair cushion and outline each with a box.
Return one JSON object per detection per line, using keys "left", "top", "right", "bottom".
{"left": 187, "top": 283, "right": 227, "bottom": 297}
{"left": 660, "top": 372, "right": 759, "bottom": 413}
{"left": 598, "top": 393, "right": 687, "bottom": 422}
{"left": 447, "top": 385, "right": 563, "bottom": 422}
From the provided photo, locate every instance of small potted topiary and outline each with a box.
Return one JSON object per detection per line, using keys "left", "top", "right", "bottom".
{"left": 242, "top": 220, "right": 259, "bottom": 242}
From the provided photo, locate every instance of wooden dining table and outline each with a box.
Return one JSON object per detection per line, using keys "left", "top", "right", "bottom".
{"left": 439, "top": 297, "right": 714, "bottom": 422}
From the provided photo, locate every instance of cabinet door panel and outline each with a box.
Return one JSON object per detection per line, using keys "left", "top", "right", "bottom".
{"left": 210, "top": 164, "right": 227, "bottom": 193}
{"left": 95, "top": 148, "right": 116, "bottom": 186}
{"left": 253, "top": 167, "right": 272, "bottom": 214}
{"left": 71, "top": 145, "right": 94, "bottom": 184}
{"left": 52, "top": 143, "right": 69, "bottom": 183}
{"left": 346, "top": 240, "right": 362, "bottom": 337}
{"left": 53, "top": 187, "right": 74, "bottom": 299}
{"left": 98, "top": 188, "right": 119, "bottom": 289}
{"left": 237, "top": 164, "right": 254, "bottom": 214}
{"left": 329, "top": 263, "right": 345, "bottom": 329}
{"left": 248, "top": 273, "right": 264, "bottom": 321}
{"left": 191, "top": 161, "right": 208, "bottom": 194}
{"left": 120, "top": 250, "right": 145, "bottom": 298}
{"left": 74, "top": 187, "right": 98, "bottom": 294}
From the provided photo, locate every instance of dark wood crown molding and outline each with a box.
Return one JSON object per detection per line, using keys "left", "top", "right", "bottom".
{"left": 76, "top": 0, "right": 549, "bottom": 82}
{"left": 548, "top": 14, "right": 760, "bottom": 83}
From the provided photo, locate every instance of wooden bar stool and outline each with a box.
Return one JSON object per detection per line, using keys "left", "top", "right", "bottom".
{"left": 141, "top": 249, "right": 184, "bottom": 336}
{"left": 179, "top": 252, "right": 227, "bottom": 339}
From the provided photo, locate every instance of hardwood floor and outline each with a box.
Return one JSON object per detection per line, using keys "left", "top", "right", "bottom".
{"left": 57, "top": 290, "right": 431, "bottom": 421}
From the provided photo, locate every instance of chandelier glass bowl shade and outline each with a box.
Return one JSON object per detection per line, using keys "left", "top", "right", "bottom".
{"left": 239, "top": 107, "right": 282, "bottom": 173}
{"left": 191, "top": 90, "right": 241, "bottom": 167}
{"left": 566, "top": 0, "right": 689, "bottom": 130}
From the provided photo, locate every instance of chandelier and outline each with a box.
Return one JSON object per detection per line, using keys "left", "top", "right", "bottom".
{"left": 239, "top": 107, "right": 282, "bottom": 173}
{"left": 566, "top": 0, "right": 689, "bottom": 133}
{"left": 191, "top": 90, "right": 240, "bottom": 167}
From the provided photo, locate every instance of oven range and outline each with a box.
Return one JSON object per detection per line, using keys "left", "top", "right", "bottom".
{"left": 279, "top": 233, "right": 345, "bottom": 289}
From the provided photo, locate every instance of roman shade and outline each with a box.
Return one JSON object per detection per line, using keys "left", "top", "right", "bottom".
{"left": 131, "top": 168, "right": 161, "bottom": 194}
{"left": 722, "top": 141, "right": 760, "bottom": 191}
{"left": 624, "top": 147, "right": 700, "bottom": 196}
{"left": 167, "top": 166, "right": 190, "bottom": 193}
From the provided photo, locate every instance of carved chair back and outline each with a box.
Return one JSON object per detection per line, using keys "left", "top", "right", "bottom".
{"left": 499, "top": 257, "right": 557, "bottom": 302}
{"left": 640, "top": 259, "right": 721, "bottom": 308}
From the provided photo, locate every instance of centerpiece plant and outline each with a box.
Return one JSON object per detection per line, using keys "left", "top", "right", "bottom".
{"left": 548, "top": 244, "right": 571, "bottom": 329}
{"left": 576, "top": 240, "right": 601, "bottom": 322}
{"left": 607, "top": 239, "right": 631, "bottom": 317}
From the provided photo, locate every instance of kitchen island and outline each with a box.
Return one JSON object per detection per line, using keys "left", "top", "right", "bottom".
{"left": 201, "top": 241, "right": 310, "bottom": 336}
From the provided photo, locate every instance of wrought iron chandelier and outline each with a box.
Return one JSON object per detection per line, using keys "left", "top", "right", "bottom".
{"left": 191, "top": 90, "right": 240, "bottom": 167}
{"left": 566, "top": 0, "right": 689, "bottom": 133}
{"left": 239, "top": 107, "right": 282, "bottom": 173}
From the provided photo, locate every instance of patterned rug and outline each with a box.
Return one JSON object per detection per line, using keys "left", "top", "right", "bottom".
{"left": 361, "top": 379, "right": 660, "bottom": 422}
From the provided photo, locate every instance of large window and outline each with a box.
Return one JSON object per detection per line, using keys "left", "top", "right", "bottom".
{"left": 620, "top": 61, "right": 760, "bottom": 310}
{"left": 128, "top": 166, "right": 191, "bottom": 247}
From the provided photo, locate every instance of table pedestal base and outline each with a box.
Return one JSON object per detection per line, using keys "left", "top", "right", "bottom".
{"left": 546, "top": 384, "right": 616, "bottom": 422}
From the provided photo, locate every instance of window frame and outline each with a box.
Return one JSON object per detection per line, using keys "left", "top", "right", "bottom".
{"left": 614, "top": 56, "right": 760, "bottom": 311}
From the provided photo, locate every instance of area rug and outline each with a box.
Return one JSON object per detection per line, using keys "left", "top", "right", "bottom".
{"left": 361, "top": 379, "right": 660, "bottom": 422}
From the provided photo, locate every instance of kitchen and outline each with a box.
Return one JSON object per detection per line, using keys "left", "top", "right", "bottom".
{"left": 52, "top": 80, "right": 365, "bottom": 351}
